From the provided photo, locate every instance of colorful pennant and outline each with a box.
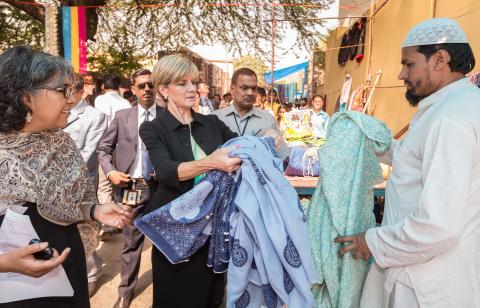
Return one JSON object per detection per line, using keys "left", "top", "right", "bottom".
{"left": 62, "top": 6, "right": 87, "bottom": 74}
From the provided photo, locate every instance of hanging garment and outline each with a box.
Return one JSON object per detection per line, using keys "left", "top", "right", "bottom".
{"left": 338, "top": 31, "right": 351, "bottom": 66}
{"left": 349, "top": 85, "right": 366, "bottom": 112}
{"left": 337, "top": 17, "right": 368, "bottom": 66}
{"left": 348, "top": 20, "right": 361, "bottom": 61}
{"left": 307, "top": 111, "right": 391, "bottom": 308}
{"left": 339, "top": 74, "right": 352, "bottom": 112}
{"left": 355, "top": 18, "right": 368, "bottom": 63}
{"left": 136, "top": 135, "right": 318, "bottom": 308}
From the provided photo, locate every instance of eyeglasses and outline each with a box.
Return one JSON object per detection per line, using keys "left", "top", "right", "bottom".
{"left": 38, "top": 85, "right": 73, "bottom": 98}
{"left": 135, "top": 82, "right": 154, "bottom": 90}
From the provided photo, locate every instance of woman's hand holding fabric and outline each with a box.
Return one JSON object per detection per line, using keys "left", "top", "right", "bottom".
{"left": 207, "top": 148, "right": 241, "bottom": 173}
{"left": 95, "top": 202, "right": 133, "bottom": 228}
{"left": 0, "top": 243, "right": 70, "bottom": 278}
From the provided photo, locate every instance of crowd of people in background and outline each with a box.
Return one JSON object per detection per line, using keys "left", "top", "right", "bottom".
{"left": 1, "top": 16, "right": 480, "bottom": 308}
{"left": 79, "top": 70, "right": 330, "bottom": 150}
{"left": 0, "top": 47, "right": 323, "bottom": 308}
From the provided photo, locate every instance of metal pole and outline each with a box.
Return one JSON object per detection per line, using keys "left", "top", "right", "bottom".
{"left": 430, "top": 0, "right": 437, "bottom": 18}
{"left": 365, "top": 0, "right": 375, "bottom": 80}
{"left": 270, "top": 2, "right": 276, "bottom": 105}
{"left": 271, "top": 6, "right": 276, "bottom": 89}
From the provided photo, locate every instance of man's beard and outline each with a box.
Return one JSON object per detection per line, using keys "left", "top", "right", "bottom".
{"left": 405, "top": 89, "right": 424, "bottom": 107}
{"left": 404, "top": 80, "right": 427, "bottom": 107}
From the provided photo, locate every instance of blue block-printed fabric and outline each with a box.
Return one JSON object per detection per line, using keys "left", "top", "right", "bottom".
{"left": 136, "top": 135, "right": 318, "bottom": 308}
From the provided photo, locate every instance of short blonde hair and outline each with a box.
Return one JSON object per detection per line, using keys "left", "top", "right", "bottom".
{"left": 152, "top": 54, "right": 199, "bottom": 90}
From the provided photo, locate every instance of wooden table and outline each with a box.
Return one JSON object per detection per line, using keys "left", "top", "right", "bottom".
{"left": 285, "top": 176, "right": 386, "bottom": 197}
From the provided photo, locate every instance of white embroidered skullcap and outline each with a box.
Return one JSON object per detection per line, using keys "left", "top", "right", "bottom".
{"left": 402, "top": 18, "right": 469, "bottom": 47}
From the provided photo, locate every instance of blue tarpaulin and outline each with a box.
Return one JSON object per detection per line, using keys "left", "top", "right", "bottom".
{"left": 263, "top": 61, "right": 309, "bottom": 84}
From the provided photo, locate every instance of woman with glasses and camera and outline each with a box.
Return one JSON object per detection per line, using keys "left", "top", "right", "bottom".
{"left": 139, "top": 54, "right": 241, "bottom": 307}
{"left": 0, "top": 46, "right": 133, "bottom": 307}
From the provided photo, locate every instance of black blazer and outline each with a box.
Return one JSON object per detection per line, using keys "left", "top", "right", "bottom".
{"left": 139, "top": 109, "right": 237, "bottom": 213}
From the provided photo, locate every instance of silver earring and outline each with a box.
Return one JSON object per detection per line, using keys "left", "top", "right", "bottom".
{"left": 26, "top": 112, "right": 32, "bottom": 124}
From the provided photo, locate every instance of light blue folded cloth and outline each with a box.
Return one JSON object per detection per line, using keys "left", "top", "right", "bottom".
{"left": 227, "top": 136, "right": 318, "bottom": 308}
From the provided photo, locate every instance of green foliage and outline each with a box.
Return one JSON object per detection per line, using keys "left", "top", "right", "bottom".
{"left": 233, "top": 55, "right": 269, "bottom": 86}
{"left": 1, "top": 0, "right": 334, "bottom": 75}
{"left": 87, "top": 45, "right": 144, "bottom": 77}
{"left": 92, "top": 0, "right": 334, "bottom": 59}
{"left": 0, "top": 3, "right": 44, "bottom": 51}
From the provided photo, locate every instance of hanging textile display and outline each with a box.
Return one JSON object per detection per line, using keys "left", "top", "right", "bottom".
{"left": 361, "top": 71, "right": 382, "bottom": 114}
{"left": 287, "top": 83, "right": 297, "bottom": 102}
{"left": 274, "top": 83, "right": 299, "bottom": 104}
{"left": 276, "top": 84, "right": 287, "bottom": 104}
{"left": 337, "top": 32, "right": 350, "bottom": 66}
{"left": 339, "top": 74, "right": 352, "bottom": 112}
{"left": 348, "top": 85, "right": 365, "bottom": 112}
{"left": 350, "top": 17, "right": 368, "bottom": 63}
{"left": 337, "top": 17, "right": 368, "bottom": 66}
{"left": 62, "top": 6, "right": 87, "bottom": 74}
{"left": 342, "top": 70, "right": 382, "bottom": 114}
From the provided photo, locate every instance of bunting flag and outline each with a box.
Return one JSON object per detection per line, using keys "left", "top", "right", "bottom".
{"left": 62, "top": 6, "right": 87, "bottom": 74}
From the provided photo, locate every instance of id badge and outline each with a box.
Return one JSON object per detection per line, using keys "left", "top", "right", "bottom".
{"left": 122, "top": 179, "right": 142, "bottom": 207}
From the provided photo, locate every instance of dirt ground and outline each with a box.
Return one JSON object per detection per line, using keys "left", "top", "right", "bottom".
{"left": 90, "top": 233, "right": 153, "bottom": 308}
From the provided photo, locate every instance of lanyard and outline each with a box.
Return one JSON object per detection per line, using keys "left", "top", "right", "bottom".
{"left": 233, "top": 113, "right": 250, "bottom": 136}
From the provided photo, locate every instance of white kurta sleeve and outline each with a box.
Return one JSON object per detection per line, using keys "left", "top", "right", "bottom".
{"left": 366, "top": 117, "right": 476, "bottom": 269}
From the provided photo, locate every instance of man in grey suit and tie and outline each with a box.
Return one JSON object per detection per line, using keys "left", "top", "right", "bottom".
{"left": 64, "top": 73, "right": 108, "bottom": 296}
{"left": 97, "top": 69, "right": 161, "bottom": 308}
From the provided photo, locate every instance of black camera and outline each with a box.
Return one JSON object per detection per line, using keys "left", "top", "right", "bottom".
{"left": 28, "top": 238, "right": 54, "bottom": 261}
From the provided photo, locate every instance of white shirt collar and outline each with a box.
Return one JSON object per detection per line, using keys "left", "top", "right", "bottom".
{"left": 138, "top": 104, "right": 157, "bottom": 118}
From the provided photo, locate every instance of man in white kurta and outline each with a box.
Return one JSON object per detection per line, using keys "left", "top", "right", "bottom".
{"left": 336, "top": 18, "right": 480, "bottom": 307}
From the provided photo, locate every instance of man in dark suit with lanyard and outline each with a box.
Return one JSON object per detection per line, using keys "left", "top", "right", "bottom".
{"left": 97, "top": 69, "right": 161, "bottom": 308}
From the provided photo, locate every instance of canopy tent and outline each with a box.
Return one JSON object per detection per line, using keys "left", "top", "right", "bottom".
{"left": 263, "top": 61, "right": 309, "bottom": 84}
{"left": 264, "top": 61, "right": 309, "bottom": 102}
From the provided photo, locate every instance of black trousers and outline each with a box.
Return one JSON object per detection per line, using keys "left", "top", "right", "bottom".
{"left": 0, "top": 204, "right": 89, "bottom": 308}
{"left": 151, "top": 242, "right": 225, "bottom": 308}
{"left": 114, "top": 180, "right": 156, "bottom": 298}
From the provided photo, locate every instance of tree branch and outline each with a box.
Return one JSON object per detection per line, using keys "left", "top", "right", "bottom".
{"left": 1, "top": 0, "right": 45, "bottom": 24}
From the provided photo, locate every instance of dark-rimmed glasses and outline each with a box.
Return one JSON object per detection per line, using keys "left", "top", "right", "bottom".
{"left": 39, "top": 85, "right": 73, "bottom": 98}
{"left": 135, "top": 82, "right": 154, "bottom": 90}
